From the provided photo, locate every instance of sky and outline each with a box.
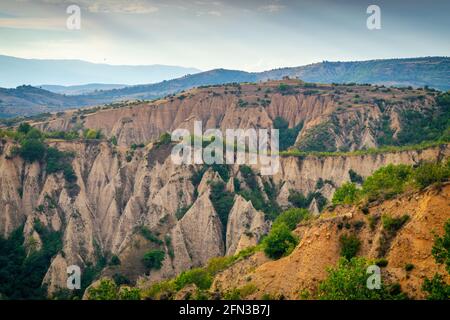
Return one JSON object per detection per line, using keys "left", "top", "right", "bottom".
{"left": 0, "top": 0, "right": 449, "bottom": 72}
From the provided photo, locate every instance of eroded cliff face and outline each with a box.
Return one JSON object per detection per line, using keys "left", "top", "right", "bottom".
{"left": 211, "top": 183, "right": 450, "bottom": 300}
{"left": 34, "top": 80, "right": 438, "bottom": 151}
{"left": 0, "top": 137, "right": 448, "bottom": 295}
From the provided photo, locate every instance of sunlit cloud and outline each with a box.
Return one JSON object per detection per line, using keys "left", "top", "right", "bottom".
{"left": 258, "top": 1, "right": 285, "bottom": 13}
{"left": 0, "top": 17, "right": 65, "bottom": 30}
{"left": 17, "top": 0, "right": 159, "bottom": 14}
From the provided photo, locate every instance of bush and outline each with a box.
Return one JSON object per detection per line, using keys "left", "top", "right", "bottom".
{"left": 362, "top": 164, "right": 413, "bottom": 200}
{"left": 174, "top": 268, "right": 212, "bottom": 291}
{"left": 17, "top": 122, "right": 31, "bottom": 134}
{"left": 139, "top": 226, "right": 163, "bottom": 245}
{"left": 109, "top": 255, "right": 121, "bottom": 266}
{"left": 318, "top": 257, "right": 406, "bottom": 300}
{"left": 273, "top": 208, "right": 310, "bottom": 230}
{"left": 209, "top": 181, "right": 235, "bottom": 238}
{"left": 339, "top": 234, "right": 361, "bottom": 260}
{"left": 158, "top": 132, "right": 172, "bottom": 145}
{"left": 332, "top": 183, "right": 360, "bottom": 205}
{"left": 422, "top": 274, "right": 450, "bottom": 300}
{"left": 288, "top": 190, "right": 308, "bottom": 208}
{"left": 143, "top": 250, "right": 165, "bottom": 270}
{"left": 374, "top": 258, "right": 388, "bottom": 267}
{"left": 83, "top": 129, "right": 102, "bottom": 140}
{"left": 273, "top": 116, "right": 303, "bottom": 151}
{"left": 405, "top": 263, "right": 414, "bottom": 272}
{"left": 412, "top": 161, "right": 450, "bottom": 189}
{"left": 118, "top": 287, "right": 141, "bottom": 300}
{"left": 263, "top": 223, "right": 298, "bottom": 260}
{"left": 423, "top": 219, "right": 450, "bottom": 300}
{"left": 19, "top": 138, "right": 46, "bottom": 162}
{"left": 431, "top": 219, "right": 450, "bottom": 274}
{"left": 349, "top": 169, "right": 363, "bottom": 184}
{"left": 382, "top": 214, "right": 410, "bottom": 234}
{"left": 87, "top": 278, "right": 118, "bottom": 300}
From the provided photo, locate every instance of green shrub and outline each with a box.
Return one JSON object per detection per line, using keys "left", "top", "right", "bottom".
{"left": 174, "top": 268, "right": 212, "bottom": 291}
{"left": 19, "top": 138, "right": 46, "bottom": 162}
{"left": 87, "top": 278, "right": 118, "bottom": 300}
{"left": 431, "top": 219, "right": 450, "bottom": 274}
{"left": 318, "top": 257, "right": 406, "bottom": 300}
{"left": 374, "top": 258, "right": 388, "bottom": 267}
{"left": 405, "top": 263, "right": 414, "bottom": 272}
{"left": 209, "top": 181, "right": 235, "bottom": 238}
{"left": 273, "top": 208, "right": 310, "bottom": 230}
{"left": 118, "top": 287, "right": 141, "bottom": 300}
{"left": 143, "top": 250, "right": 165, "bottom": 270}
{"left": 362, "top": 164, "right": 413, "bottom": 200}
{"left": 158, "top": 132, "right": 171, "bottom": 145}
{"left": 339, "top": 234, "right": 361, "bottom": 260}
{"left": 109, "top": 255, "right": 121, "bottom": 266}
{"left": 112, "top": 273, "right": 130, "bottom": 286}
{"left": 349, "top": 169, "right": 363, "bottom": 184}
{"left": 288, "top": 190, "right": 308, "bottom": 208}
{"left": 263, "top": 222, "right": 298, "bottom": 260}
{"left": 422, "top": 274, "right": 450, "bottom": 300}
{"left": 83, "top": 129, "right": 102, "bottom": 140}
{"left": 382, "top": 214, "right": 410, "bottom": 234}
{"left": 17, "top": 122, "right": 31, "bottom": 134}
{"left": 332, "top": 182, "right": 360, "bottom": 205}
{"left": 139, "top": 226, "right": 163, "bottom": 245}
{"left": 273, "top": 116, "right": 303, "bottom": 151}
{"left": 422, "top": 219, "right": 450, "bottom": 300}
{"left": 412, "top": 161, "right": 450, "bottom": 189}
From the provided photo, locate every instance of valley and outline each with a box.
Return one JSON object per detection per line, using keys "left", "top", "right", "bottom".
{"left": 0, "top": 79, "right": 449, "bottom": 300}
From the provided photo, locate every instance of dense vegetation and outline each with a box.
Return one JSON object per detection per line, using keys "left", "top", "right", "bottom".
{"left": 143, "top": 250, "right": 165, "bottom": 270}
{"left": 332, "top": 161, "right": 450, "bottom": 205}
{"left": 273, "top": 117, "right": 303, "bottom": 151}
{"left": 316, "top": 257, "right": 406, "bottom": 300}
{"left": 86, "top": 278, "right": 141, "bottom": 300}
{"left": 141, "top": 246, "right": 260, "bottom": 300}
{"left": 262, "top": 208, "right": 309, "bottom": 259}
{"left": 422, "top": 219, "right": 450, "bottom": 300}
{"left": 0, "top": 223, "right": 62, "bottom": 299}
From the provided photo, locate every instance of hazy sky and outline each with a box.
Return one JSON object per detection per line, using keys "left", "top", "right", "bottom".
{"left": 0, "top": 0, "right": 449, "bottom": 71}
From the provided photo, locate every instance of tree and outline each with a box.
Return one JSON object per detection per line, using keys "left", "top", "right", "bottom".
{"left": 143, "top": 250, "right": 165, "bottom": 270}
{"left": 362, "top": 164, "right": 412, "bottom": 200}
{"left": 17, "top": 122, "right": 31, "bottom": 134}
{"left": 413, "top": 162, "right": 450, "bottom": 189}
{"left": 118, "top": 287, "right": 141, "bottom": 300}
{"left": 332, "top": 182, "right": 360, "bottom": 205}
{"left": 86, "top": 278, "right": 118, "bottom": 300}
{"left": 423, "top": 219, "right": 450, "bottom": 300}
{"left": 273, "top": 208, "right": 310, "bottom": 230}
{"left": 339, "top": 234, "right": 361, "bottom": 260}
{"left": 19, "top": 138, "right": 46, "bottom": 162}
{"left": 263, "top": 222, "right": 298, "bottom": 259}
{"left": 318, "top": 257, "right": 405, "bottom": 300}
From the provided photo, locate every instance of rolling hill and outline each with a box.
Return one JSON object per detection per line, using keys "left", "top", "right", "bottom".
{"left": 1, "top": 57, "right": 449, "bottom": 118}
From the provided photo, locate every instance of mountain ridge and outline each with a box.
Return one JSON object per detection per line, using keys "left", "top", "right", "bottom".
{"left": 1, "top": 56, "right": 449, "bottom": 118}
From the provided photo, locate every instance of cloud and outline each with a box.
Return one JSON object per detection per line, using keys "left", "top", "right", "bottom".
{"left": 259, "top": 2, "right": 285, "bottom": 13}
{"left": 0, "top": 17, "right": 65, "bottom": 30}
{"left": 16, "top": 0, "right": 159, "bottom": 14}
{"left": 196, "top": 10, "right": 222, "bottom": 17}
{"left": 84, "top": 0, "right": 159, "bottom": 14}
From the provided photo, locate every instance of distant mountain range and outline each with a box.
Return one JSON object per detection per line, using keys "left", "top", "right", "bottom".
{"left": 39, "top": 84, "right": 129, "bottom": 96}
{"left": 1, "top": 57, "right": 449, "bottom": 118}
{"left": 0, "top": 55, "right": 201, "bottom": 88}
